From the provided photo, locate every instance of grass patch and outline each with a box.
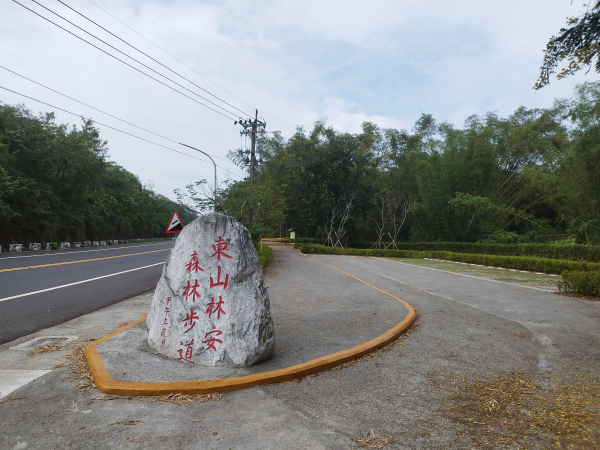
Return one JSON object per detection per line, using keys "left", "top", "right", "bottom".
{"left": 383, "top": 257, "right": 560, "bottom": 291}
{"left": 257, "top": 243, "right": 273, "bottom": 268}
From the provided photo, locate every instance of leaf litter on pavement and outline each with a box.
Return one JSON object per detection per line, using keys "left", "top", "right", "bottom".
{"left": 437, "top": 368, "right": 600, "bottom": 449}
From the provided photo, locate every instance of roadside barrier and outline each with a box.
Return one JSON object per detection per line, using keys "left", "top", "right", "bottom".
{"left": 2, "top": 237, "right": 172, "bottom": 252}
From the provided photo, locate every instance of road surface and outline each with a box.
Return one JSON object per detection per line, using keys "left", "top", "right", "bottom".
{"left": 0, "top": 243, "right": 598, "bottom": 449}
{"left": 0, "top": 242, "right": 171, "bottom": 344}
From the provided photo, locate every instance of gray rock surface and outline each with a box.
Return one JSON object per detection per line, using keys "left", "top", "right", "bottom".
{"left": 147, "top": 212, "right": 275, "bottom": 367}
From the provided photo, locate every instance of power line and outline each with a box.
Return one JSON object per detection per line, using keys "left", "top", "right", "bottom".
{"left": 0, "top": 65, "right": 231, "bottom": 165}
{"left": 0, "top": 85, "right": 242, "bottom": 179}
{"left": 12, "top": 0, "right": 238, "bottom": 121}
{"left": 56, "top": 0, "right": 252, "bottom": 118}
{"left": 26, "top": 0, "right": 243, "bottom": 120}
{"left": 86, "top": 0, "right": 255, "bottom": 111}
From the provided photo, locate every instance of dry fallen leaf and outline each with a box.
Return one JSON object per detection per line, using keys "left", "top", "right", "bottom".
{"left": 353, "top": 429, "right": 392, "bottom": 448}
{"left": 110, "top": 420, "right": 143, "bottom": 426}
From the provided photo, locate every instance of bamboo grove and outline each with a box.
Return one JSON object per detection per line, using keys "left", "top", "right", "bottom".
{"left": 201, "top": 82, "right": 600, "bottom": 246}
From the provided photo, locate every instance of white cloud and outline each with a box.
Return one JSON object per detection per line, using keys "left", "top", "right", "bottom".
{"left": 322, "top": 97, "right": 407, "bottom": 133}
{"left": 1, "top": 0, "right": 596, "bottom": 201}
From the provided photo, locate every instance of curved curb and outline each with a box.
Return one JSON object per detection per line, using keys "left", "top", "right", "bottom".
{"left": 84, "top": 257, "right": 417, "bottom": 396}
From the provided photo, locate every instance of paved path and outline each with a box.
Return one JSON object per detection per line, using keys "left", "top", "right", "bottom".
{"left": 0, "top": 242, "right": 171, "bottom": 344}
{"left": 0, "top": 243, "right": 598, "bottom": 449}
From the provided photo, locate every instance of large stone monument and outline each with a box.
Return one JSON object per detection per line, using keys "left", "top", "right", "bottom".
{"left": 147, "top": 213, "right": 275, "bottom": 367}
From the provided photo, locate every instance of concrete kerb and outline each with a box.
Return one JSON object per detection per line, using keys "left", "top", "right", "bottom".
{"left": 84, "top": 256, "right": 417, "bottom": 396}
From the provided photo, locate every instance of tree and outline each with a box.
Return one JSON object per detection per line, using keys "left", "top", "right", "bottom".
{"left": 535, "top": 1, "right": 600, "bottom": 89}
{"left": 0, "top": 102, "right": 194, "bottom": 246}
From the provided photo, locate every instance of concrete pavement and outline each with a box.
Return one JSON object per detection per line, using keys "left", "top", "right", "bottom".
{"left": 0, "top": 243, "right": 598, "bottom": 449}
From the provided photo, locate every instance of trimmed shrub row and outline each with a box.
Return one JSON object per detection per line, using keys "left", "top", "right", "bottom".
{"left": 257, "top": 244, "right": 273, "bottom": 268}
{"left": 293, "top": 239, "right": 600, "bottom": 262}
{"left": 558, "top": 271, "right": 600, "bottom": 296}
{"left": 292, "top": 238, "right": 320, "bottom": 244}
{"left": 297, "top": 244, "right": 600, "bottom": 275}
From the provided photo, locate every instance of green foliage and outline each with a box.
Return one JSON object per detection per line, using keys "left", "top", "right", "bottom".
{"left": 479, "top": 231, "right": 531, "bottom": 244}
{"left": 321, "top": 240, "right": 600, "bottom": 262}
{"left": 257, "top": 243, "right": 273, "bottom": 268}
{"left": 293, "top": 237, "right": 321, "bottom": 244}
{"left": 558, "top": 270, "right": 600, "bottom": 296}
{"left": 535, "top": 1, "right": 600, "bottom": 89}
{"left": 223, "top": 82, "right": 600, "bottom": 246}
{"left": 177, "top": 176, "right": 284, "bottom": 248}
{"left": 298, "top": 244, "right": 600, "bottom": 274}
{"left": 252, "top": 122, "right": 378, "bottom": 240}
{"left": 0, "top": 103, "right": 194, "bottom": 246}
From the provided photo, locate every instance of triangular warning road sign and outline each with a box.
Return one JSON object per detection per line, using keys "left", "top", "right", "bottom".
{"left": 166, "top": 210, "right": 183, "bottom": 233}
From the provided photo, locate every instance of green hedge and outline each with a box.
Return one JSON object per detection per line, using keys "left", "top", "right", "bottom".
{"left": 297, "top": 244, "right": 600, "bottom": 275}
{"left": 257, "top": 244, "right": 273, "bottom": 268}
{"left": 295, "top": 240, "right": 600, "bottom": 262}
{"left": 558, "top": 271, "right": 600, "bottom": 296}
{"left": 292, "top": 238, "right": 321, "bottom": 244}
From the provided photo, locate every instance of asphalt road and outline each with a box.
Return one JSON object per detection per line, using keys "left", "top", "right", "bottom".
{"left": 0, "top": 242, "right": 172, "bottom": 344}
{"left": 0, "top": 244, "right": 598, "bottom": 449}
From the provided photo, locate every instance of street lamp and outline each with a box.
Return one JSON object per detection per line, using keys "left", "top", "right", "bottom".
{"left": 179, "top": 143, "right": 218, "bottom": 196}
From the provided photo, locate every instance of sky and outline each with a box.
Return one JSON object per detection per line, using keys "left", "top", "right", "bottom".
{"left": 1, "top": 0, "right": 597, "bottom": 201}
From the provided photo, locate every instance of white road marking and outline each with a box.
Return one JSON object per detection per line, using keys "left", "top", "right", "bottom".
{"left": 0, "top": 262, "right": 164, "bottom": 302}
{"left": 0, "top": 369, "right": 51, "bottom": 399}
{"left": 373, "top": 257, "right": 555, "bottom": 292}
{"left": 0, "top": 242, "right": 169, "bottom": 260}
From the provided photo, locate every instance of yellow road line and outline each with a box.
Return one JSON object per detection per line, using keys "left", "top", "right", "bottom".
{"left": 0, "top": 248, "right": 170, "bottom": 273}
{"left": 309, "top": 256, "right": 415, "bottom": 310}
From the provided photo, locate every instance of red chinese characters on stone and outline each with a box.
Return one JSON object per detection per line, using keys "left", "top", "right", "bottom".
{"left": 206, "top": 296, "right": 226, "bottom": 320}
{"left": 185, "top": 251, "right": 204, "bottom": 274}
{"left": 181, "top": 309, "right": 200, "bottom": 333}
{"left": 211, "top": 236, "right": 232, "bottom": 261}
{"left": 182, "top": 279, "right": 201, "bottom": 303}
{"left": 161, "top": 296, "right": 172, "bottom": 348}
{"left": 209, "top": 266, "right": 229, "bottom": 290}
{"left": 177, "top": 339, "right": 194, "bottom": 363}
{"left": 202, "top": 326, "right": 223, "bottom": 352}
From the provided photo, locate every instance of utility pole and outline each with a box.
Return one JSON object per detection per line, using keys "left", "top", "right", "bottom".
{"left": 236, "top": 110, "right": 266, "bottom": 180}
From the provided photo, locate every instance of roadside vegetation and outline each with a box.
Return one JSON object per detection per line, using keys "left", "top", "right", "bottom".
{"left": 0, "top": 103, "right": 195, "bottom": 248}
{"left": 381, "top": 258, "right": 560, "bottom": 291}
{"left": 3, "top": 81, "right": 600, "bottom": 296}
{"left": 174, "top": 82, "right": 600, "bottom": 297}
{"left": 257, "top": 243, "right": 273, "bottom": 268}
{"left": 201, "top": 82, "right": 600, "bottom": 250}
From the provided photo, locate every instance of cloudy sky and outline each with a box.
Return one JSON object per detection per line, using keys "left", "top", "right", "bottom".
{"left": 1, "top": 0, "right": 596, "bottom": 200}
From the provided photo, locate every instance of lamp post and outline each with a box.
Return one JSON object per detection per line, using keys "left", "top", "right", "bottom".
{"left": 179, "top": 143, "right": 218, "bottom": 196}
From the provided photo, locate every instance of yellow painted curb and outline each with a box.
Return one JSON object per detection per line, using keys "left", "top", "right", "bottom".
{"left": 84, "top": 257, "right": 416, "bottom": 396}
